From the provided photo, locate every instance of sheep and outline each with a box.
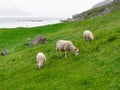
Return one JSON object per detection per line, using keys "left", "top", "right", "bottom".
{"left": 56, "top": 40, "right": 79, "bottom": 58}
{"left": 83, "top": 30, "right": 94, "bottom": 42}
{"left": 36, "top": 52, "right": 46, "bottom": 69}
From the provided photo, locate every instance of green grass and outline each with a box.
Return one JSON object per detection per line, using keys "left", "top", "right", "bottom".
{"left": 0, "top": 10, "right": 120, "bottom": 90}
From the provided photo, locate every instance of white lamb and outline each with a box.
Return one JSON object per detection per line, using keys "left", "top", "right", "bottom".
{"left": 83, "top": 30, "right": 94, "bottom": 42}
{"left": 56, "top": 40, "right": 79, "bottom": 58}
{"left": 36, "top": 52, "right": 46, "bottom": 69}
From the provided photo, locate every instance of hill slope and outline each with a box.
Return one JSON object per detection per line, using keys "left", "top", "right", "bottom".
{"left": 92, "top": 0, "right": 113, "bottom": 8}
{"left": 0, "top": 9, "right": 120, "bottom": 89}
{"left": 72, "top": 2, "right": 120, "bottom": 21}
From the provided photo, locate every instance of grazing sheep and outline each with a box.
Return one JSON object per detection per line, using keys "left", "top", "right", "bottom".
{"left": 83, "top": 30, "right": 94, "bottom": 42}
{"left": 56, "top": 40, "right": 79, "bottom": 58}
{"left": 36, "top": 52, "right": 46, "bottom": 69}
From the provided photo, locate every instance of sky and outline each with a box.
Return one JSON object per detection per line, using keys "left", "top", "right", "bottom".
{"left": 0, "top": 0, "right": 105, "bottom": 18}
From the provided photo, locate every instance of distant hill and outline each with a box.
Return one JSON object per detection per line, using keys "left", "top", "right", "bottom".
{"left": 72, "top": 0, "right": 120, "bottom": 21}
{"left": 92, "top": 0, "right": 113, "bottom": 8}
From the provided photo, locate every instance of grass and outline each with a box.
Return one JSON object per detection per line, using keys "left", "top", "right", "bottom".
{"left": 0, "top": 10, "right": 120, "bottom": 90}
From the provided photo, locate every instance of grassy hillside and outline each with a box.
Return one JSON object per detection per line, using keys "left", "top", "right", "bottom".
{"left": 0, "top": 10, "right": 120, "bottom": 90}
{"left": 72, "top": 2, "right": 120, "bottom": 21}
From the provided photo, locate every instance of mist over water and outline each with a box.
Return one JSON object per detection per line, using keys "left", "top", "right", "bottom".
{"left": 0, "top": 17, "right": 61, "bottom": 28}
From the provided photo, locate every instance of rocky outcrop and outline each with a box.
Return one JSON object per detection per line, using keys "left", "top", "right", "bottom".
{"left": 1, "top": 50, "right": 9, "bottom": 56}
{"left": 29, "top": 35, "right": 46, "bottom": 46}
{"left": 72, "top": 0, "right": 120, "bottom": 21}
{"left": 92, "top": 0, "right": 113, "bottom": 8}
{"left": 113, "top": 0, "right": 120, "bottom": 3}
{"left": 60, "top": 18, "right": 73, "bottom": 22}
{"left": 72, "top": 6, "right": 112, "bottom": 20}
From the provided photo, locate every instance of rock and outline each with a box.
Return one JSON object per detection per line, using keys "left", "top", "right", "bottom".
{"left": 92, "top": 0, "right": 113, "bottom": 8}
{"left": 30, "top": 35, "right": 46, "bottom": 46}
{"left": 60, "top": 18, "right": 73, "bottom": 22}
{"left": 113, "top": 0, "right": 120, "bottom": 3}
{"left": 1, "top": 50, "right": 9, "bottom": 56}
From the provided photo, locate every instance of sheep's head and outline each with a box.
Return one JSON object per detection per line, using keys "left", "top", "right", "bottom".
{"left": 74, "top": 48, "right": 79, "bottom": 55}
{"left": 90, "top": 36, "right": 94, "bottom": 40}
{"left": 38, "top": 63, "right": 43, "bottom": 69}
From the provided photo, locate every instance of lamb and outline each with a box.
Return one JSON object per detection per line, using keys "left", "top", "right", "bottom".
{"left": 56, "top": 40, "right": 79, "bottom": 58}
{"left": 36, "top": 52, "right": 46, "bottom": 69}
{"left": 83, "top": 30, "right": 94, "bottom": 42}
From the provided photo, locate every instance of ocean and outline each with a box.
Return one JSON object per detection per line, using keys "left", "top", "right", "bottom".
{"left": 0, "top": 17, "right": 61, "bottom": 28}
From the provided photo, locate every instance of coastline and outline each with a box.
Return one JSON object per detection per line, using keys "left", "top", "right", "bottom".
{"left": 0, "top": 17, "right": 61, "bottom": 29}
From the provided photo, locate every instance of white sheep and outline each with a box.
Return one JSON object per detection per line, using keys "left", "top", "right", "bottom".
{"left": 83, "top": 30, "right": 94, "bottom": 42}
{"left": 36, "top": 52, "right": 46, "bottom": 69}
{"left": 56, "top": 40, "right": 79, "bottom": 58}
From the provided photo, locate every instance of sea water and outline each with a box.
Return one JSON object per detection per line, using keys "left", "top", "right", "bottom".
{"left": 0, "top": 17, "right": 61, "bottom": 28}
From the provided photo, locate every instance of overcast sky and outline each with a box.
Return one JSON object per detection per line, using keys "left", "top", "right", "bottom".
{"left": 0, "top": 0, "right": 105, "bottom": 18}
